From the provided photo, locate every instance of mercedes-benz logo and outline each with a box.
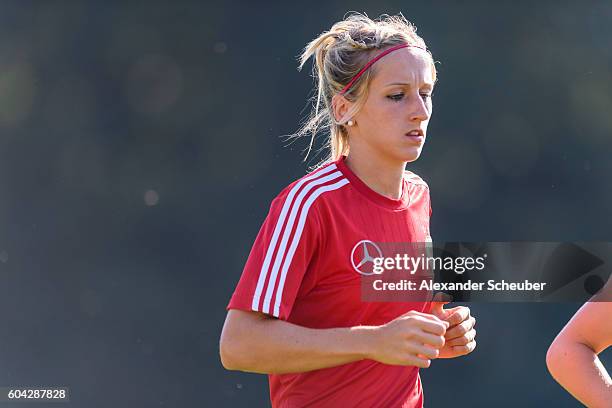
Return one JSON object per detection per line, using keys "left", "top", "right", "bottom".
{"left": 351, "top": 240, "right": 383, "bottom": 276}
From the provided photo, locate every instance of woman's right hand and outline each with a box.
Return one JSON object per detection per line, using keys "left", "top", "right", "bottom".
{"left": 367, "top": 310, "right": 449, "bottom": 368}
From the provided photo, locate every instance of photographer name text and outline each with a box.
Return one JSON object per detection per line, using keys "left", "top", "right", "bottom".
{"left": 372, "top": 279, "right": 547, "bottom": 292}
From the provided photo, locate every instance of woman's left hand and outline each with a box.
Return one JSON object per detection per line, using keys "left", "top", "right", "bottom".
{"left": 430, "top": 298, "right": 477, "bottom": 358}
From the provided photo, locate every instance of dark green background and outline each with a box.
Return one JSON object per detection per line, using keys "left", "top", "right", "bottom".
{"left": 0, "top": 1, "right": 610, "bottom": 406}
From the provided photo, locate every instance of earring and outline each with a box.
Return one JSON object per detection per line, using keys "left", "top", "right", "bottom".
{"left": 347, "top": 120, "right": 355, "bottom": 127}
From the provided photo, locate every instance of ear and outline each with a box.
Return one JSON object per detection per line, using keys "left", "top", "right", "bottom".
{"left": 331, "top": 94, "right": 353, "bottom": 124}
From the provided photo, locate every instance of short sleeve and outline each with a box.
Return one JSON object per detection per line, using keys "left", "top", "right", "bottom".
{"left": 227, "top": 188, "right": 321, "bottom": 320}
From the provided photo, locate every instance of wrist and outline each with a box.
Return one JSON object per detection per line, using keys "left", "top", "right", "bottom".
{"left": 350, "top": 325, "right": 380, "bottom": 360}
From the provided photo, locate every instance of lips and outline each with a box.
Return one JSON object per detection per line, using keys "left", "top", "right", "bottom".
{"left": 405, "top": 129, "right": 425, "bottom": 144}
{"left": 406, "top": 129, "right": 424, "bottom": 136}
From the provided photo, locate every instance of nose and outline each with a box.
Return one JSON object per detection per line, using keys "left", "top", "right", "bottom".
{"left": 410, "top": 93, "right": 430, "bottom": 122}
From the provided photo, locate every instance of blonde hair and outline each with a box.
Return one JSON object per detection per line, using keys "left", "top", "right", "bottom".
{"left": 295, "top": 12, "right": 436, "bottom": 166}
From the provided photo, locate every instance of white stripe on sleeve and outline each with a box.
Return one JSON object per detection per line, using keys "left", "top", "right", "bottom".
{"left": 272, "top": 178, "right": 349, "bottom": 317}
{"left": 250, "top": 164, "right": 337, "bottom": 311}
{"left": 261, "top": 171, "right": 343, "bottom": 313}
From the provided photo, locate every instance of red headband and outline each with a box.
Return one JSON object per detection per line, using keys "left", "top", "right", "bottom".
{"left": 339, "top": 43, "right": 426, "bottom": 95}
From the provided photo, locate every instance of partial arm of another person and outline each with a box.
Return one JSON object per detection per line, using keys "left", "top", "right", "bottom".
{"left": 220, "top": 308, "right": 449, "bottom": 375}
{"left": 546, "top": 280, "right": 612, "bottom": 407}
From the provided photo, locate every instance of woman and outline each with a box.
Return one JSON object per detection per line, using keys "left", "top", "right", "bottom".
{"left": 220, "top": 13, "right": 476, "bottom": 407}
{"left": 546, "top": 277, "right": 612, "bottom": 407}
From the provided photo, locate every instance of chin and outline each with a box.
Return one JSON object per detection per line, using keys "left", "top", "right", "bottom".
{"left": 401, "top": 147, "right": 423, "bottom": 163}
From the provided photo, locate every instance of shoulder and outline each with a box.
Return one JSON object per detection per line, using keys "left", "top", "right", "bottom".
{"left": 269, "top": 161, "right": 349, "bottom": 215}
{"left": 403, "top": 169, "right": 429, "bottom": 189}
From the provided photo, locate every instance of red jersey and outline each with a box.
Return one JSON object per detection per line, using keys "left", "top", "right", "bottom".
{"left": 228, "top": 156, "right": 433, "bottom": 408}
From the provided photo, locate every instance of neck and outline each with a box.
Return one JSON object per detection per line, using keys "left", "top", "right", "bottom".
{"left": 343, "top": 149, "right": 406, "bottom": 200}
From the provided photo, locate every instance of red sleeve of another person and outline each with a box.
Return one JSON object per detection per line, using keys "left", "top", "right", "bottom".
{"left": 227, "top": 187, "right": 321, "bottom": 320}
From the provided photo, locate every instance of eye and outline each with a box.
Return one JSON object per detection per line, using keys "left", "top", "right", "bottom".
{"left": 387, "top": 92, "right": 433, "bottom": 102}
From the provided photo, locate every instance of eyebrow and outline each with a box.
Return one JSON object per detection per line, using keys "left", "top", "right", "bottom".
{"left": 384, "top": 82, "right": 434, "bottom": 89}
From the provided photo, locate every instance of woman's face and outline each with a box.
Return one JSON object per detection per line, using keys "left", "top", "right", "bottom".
{"left": 350, "top": 48, "right": 434, "bottom": 163}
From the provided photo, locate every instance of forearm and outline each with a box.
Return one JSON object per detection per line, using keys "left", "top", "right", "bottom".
{"left": 220, "top": 310, "right": 376, "bottom": 374}
{"left": 547, "top": 338, "right": 612, "bottom": 407}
